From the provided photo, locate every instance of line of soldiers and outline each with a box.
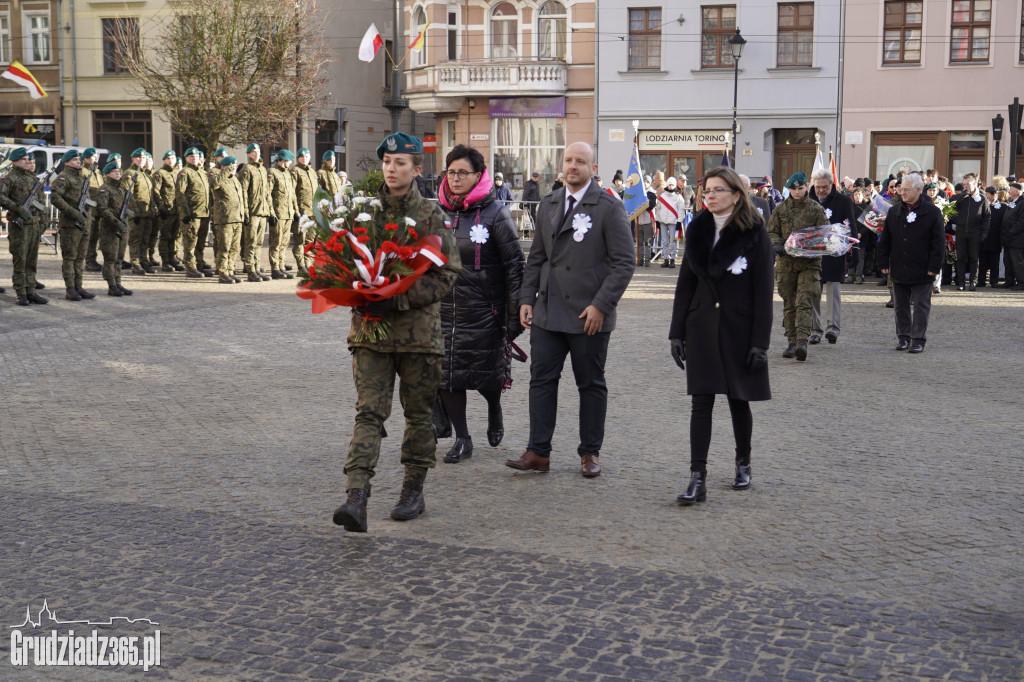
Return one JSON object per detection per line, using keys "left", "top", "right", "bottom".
{"left": 1, "top": 143, "right": 349, "bottom": 303}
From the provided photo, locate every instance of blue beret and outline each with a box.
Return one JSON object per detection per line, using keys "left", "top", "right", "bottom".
{"left": 131, "top": 148, "right": 146, "bottom": 158}
{"left": 102, "top": 161, "right": 119, "bottom": 174}
{"left": 8, "top": 147, "right": 29, "bottom": 162}
{"left": 83, "top": 147, "right": 98, "bottom": 159}
{"left": 785, "top": 172, "right": 808, "bottom": 189}
{"left": 322, "top": 150, "right": 335, "bottom": 161}
{"left": 214, "top": 147, "right": 228, "bottom": 157}
{"left": 108, "top": 153, "right": 121, "bottom": 161}
{"left": 246, "top": 143, "right": 260, "bottom": 153}
{"left": 297, "top": 147, "right": 310, "bottom": 156}
{"left": 61, "top": 149, "right": 80, "bottom": 163}
{"left": 275, "top": 149, "right": 295, "bottom": 162}
{"left": 163, "top": 150, "right": 176, "bottom": 159}
{"left": 220, "top": 156, "right": 237, "bottom": 166}
{"left": 376, "top": 132, "right": 423, "bottom": 160}
{"left": 184, "top": 147, "right": 199, "bottom": 157}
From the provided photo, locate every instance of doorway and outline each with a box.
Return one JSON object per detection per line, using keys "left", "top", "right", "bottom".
{"left": 773, "top": 129, "right": 818, "bottom": 184}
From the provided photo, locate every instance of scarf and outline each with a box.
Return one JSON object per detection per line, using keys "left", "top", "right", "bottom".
{"left": 438, "top": 168, "right": 494, "bottom": 212}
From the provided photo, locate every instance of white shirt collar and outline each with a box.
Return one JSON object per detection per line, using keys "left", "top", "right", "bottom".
{"left": 564, "top": 180, "right": 592, "bottom": 214}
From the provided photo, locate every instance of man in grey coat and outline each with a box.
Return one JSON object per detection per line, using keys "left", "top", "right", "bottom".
{"left": 506, "top": 142, "right": 636, "bottom": 478}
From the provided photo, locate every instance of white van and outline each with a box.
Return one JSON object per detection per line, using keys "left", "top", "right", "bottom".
{"left": 0, "top": 139, "right": 111, "bottom": 181}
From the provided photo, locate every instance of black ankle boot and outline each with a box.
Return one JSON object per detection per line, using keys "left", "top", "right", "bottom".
{"left": 443, "top": 437, "right": 473, "bottom": 463}
{"left": 732, "top": 463, "right": 752, "bottom": 490}
{"left": 487, "top": 403, "right": 504, "bottom": 447}
{"left": 391, "top": 483, "right": 425, "bottom": 521}
{"left": 677, "top": 471, "right": 707, "bottom": 505}
{"left": 332, "top": 488, "right": 368, "bottom": 532}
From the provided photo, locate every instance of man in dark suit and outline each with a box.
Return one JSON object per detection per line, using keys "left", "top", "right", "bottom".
{"left": 507, "top": 142, "right": 636, "bottom": 478}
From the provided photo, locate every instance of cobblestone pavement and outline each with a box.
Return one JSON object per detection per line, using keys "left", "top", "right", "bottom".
{"left": 1, "top": 250, "right": 1022, "bottom": 680}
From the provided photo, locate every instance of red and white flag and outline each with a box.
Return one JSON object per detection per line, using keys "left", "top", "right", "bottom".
{"left": 2, "top": 61, "right": 48, "bottom": 99}
{"left": 358, "top": 24, "right": 384, "bottom": 63}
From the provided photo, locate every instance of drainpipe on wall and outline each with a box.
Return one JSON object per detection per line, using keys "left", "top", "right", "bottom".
{"left": 70, "top": 0, "right": 79, "bottom": 145}
{"left": 593, "top": 2, "right": 599, "bottom": 154}
{"left": 57, "top": 0, "right": 64, "bottom": 145}
{"left": 835, "top": 0, "right": 846, "bottom": 170}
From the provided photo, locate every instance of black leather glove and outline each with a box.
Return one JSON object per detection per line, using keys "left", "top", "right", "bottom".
{"left": 293, "top": 212, "right": 301, "bottom": 221}
{"left": 133, "top": 217, "right": 141, "bottom": 226}
{"left": 68, "top": 209, "right": 85, "bottom": 223}
{"left": 268, "top": 215, "right": 278, "bottom": 227}
{"left": 746, "top": 346, "right": 767, "bottom": 372}
{"left": 117, "top": 219, "right": 130, "bottom": 233}
{"left": 773, "top": 243, "right": 786, "bottom": 256}
{"left": 159, "top": 208, "right": 169, "bottom": 219}
{"left": 670, "top": 338, "right": 685, "bottom": 370}
{"left": 361, "top": 298, "right": 394, "bottom": 317}
{"left": 183, "top": 213, "right": 193, "bottom": 223}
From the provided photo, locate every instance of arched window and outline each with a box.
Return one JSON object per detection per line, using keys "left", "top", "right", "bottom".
{"left": 490, "top": 3, "right": 518, "bottom": 59}
{"left": 538, "top": 1, "right": 566, "bottom": 60}
{"left": 410, "top": 7, "right": 427, "bottom": 68}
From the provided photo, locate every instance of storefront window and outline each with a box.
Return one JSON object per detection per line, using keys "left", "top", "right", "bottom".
{"left": 640, "top": 153, "right": 667, "bottom": 179}
{"left": 492, "top": 117, "right": 565, "bottom": 196}
{"left": 949, "top": 132, "right": 985, "bottom": 150}
{"left": 874, "top": 144, "right": 934, "bottom": 180}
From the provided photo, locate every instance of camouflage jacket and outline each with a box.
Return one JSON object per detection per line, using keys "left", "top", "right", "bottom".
{"left": 0, "top": 166, "right": 45, "bottom": 226}
{"left": 237, "top": 159, "right": 271, "bottom": 217}
{"left": 97, "top": 177, "right": 129, "bottom": 237}
{"left": 49, "top": 166, "right": 89, "bottom": 229}
{"left": 291, "top": 163, "right": 317, "bottom": 216}
{"left": 767, "top": 195, "right": 829, "bottom": 271}
{"left": 123, "top": 165, "right": 154, "bottom": 217}
{"left": 175, "top": 163, "right": 210, "bottom": 218}
{"left": 347, "top": 186, "right": 462, "bottom": 355}
{"left": 152, "top": 165, "right": 178, "bottom": 215}
{"left": 83, "top": 163, "right": 104, "bottom": 201}
{"left": 317, "top": 167, "right": 340, "bottom": 198}
{"left": 212, "top": 168, "right": 247, "bottom": 224}
{"left": 268, "top": 165, "right": 299, "bottom": 219}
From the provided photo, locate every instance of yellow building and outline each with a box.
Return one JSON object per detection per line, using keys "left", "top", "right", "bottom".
{"left": 1, "top": 0, "right": 61, "bottom": 144}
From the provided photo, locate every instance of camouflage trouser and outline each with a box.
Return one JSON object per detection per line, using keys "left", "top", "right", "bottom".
{"left": 180, "top": 217, "right": 200, "bottom": 269}
{"left": 345, "top": 348, "right": 442, "bottom": 490}
{"left": 777, "top": 267, "right": 820, "bottom": 342}
{"left": 291, "top": 217, "right": 313, "bottom": 271}
{"left": 268, "top": 215, "right": 290, "bottom": 271}
{"left": 129, "top": 216, "right": 153, "bottom": 266}
{"left": 99, "top": 231, "right": 124, "bottom": 287}
{"left": 146, "top": 216, "right": 160, "bottom": 261}
{"left": 86, "top": 209, "right": 101, "bottom": 263}
{"left": 241, "top": 216, "right": 266, "bottom": 272}
{"left": 7, "top": 221, "right": 40, "bottom": 295}
{"left": 59, "top": 226, "right": 89, "bottom": 289}
{"left": 157, "top": 214, "right": 180, "bottom": 264}
{"left": 214, "top": 222, "right": 242, "bottom": 276}
{"left": 196, "top": 217, "right": 212, "bottom": 270}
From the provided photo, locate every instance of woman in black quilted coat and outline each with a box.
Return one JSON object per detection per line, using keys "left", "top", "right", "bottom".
{"left": 436, "top": 145, "right": 525, "bottom": 463}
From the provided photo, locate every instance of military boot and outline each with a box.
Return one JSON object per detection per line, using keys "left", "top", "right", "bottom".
{"left": 185, "top": 268, "right": 205, "bottom": 278}
{"left": 76, "top": 287, "right": 97, "bottom": 300}
{"left": 332, "top": 488, "right": 369, "bottom": 532}
{"left": 131, "top": 264, "right": 148, "bottom": 276}
{"left": 107, "top": 284, "right": 124, "bottom": 297}
{"left": 161, "top": 263, "right": 175, "bottom": 272}
{"left": 795, "top": 340, "right": 808, "bottom": 361}
{"left": 390, "top": 483, "right": 425, "bottom": 521}
{"left": 65, "top": 287, "right": 82, "bottom": 301}
{"left": 782, "top": 342, "right": 797, "bottom": 358}
{"left": 219, "top": 274, "right": 235, "bottom": 284}
{"left": 246, "top": 271, "right": 262, "bottom": 283}
{"left": 117, "top": 283, "right": 133, "bottom": 296}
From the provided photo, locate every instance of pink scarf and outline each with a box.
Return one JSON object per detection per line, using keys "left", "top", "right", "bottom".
{"left": 438, "top": 168, "right": 494, "bottom": 212}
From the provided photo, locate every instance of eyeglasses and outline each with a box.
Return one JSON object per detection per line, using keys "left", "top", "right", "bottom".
{"left": 445, "top": 169, "right": 480, "bottom": 179}
{"left": 704, "top": 188, "right": 737, "bottom": 196}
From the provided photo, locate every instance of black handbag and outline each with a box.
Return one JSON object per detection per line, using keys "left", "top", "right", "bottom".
{"left": 431, "top": 392, "right": 452, "bottom": 439}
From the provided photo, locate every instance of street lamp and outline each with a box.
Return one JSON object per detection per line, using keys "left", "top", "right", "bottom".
{"left": 729, "top": 28, "right": 746, "bottom": 168}
{"left": 992, "top": 114, "right": 1004, "bottom": 177}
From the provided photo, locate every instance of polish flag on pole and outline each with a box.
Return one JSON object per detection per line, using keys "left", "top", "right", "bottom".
{"left": 358, "top": 24, "right": 384, "bottom": 63}
{"left": 1, "top": 61, "right": 48, "bottom": 99}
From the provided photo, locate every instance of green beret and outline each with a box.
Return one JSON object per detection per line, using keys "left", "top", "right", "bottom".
{"left": 246, "top": 143, "right": 260, "bottom": 153}
{"left": 297, "top": 147, "right": 310, "bottom": 157}
{"left": 163, "top": 150, "right": 176, "bottom": 159}
{"left": 8, "top": 147, "right": 29, "bottom": 162}
{"left": 103, "top": 161, "right": 119, "bottom": 174}
{"left": 83, "top": 147, "right": 98, "bottom": 159}
{"left": 108, "top": 153, "right": 121, "bottom": 161}
{"left": 184, "top": 147, "right": 199, "bottom": 157}
{"left": 214, "top": 147, "right": 228, "bottom": 157}
{"left": 61, "top": 149, "right": 80, "bottom": 163}
{"left": 275, "top": 149, "right": 295, "bottom": 162}
{"left": 322, "top": 150, "right": 335, "bottom": 161}
{"left": 376, "top": 132, "right": 422, "bottom": 160}
{"left": 923, "top": 182, "right": 937, "bottom": 191}
{"left": 131, "top": 147, "right": 146, "bottom": 158}
{"left": 785, "top": 172, "right": 808, "bottom": 189}
{"left": 220, "top": 156, "right": 237, "bottom": 166}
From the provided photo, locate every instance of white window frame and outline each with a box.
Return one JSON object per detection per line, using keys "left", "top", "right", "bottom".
{"left": 409, "top": 5, "right": 428, "bottom": 69}
{"left": 537, "top": 0, "right": 568, "bottom": 61}
{"left": 489, "top": 2, "right": 520, "bottom": 60}
{"left": 23, "top": 10, "right": 51, "bottom": 65}
{"left": 445, "top": 4, "right": 461, "bottom": 62}
{"left": 0, "top": 12, "right": 11, "bottom": 65}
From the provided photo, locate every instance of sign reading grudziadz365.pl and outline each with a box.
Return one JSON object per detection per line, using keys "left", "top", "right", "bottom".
{"left": 639, "top": 130, "right": 731, "bottom": 151}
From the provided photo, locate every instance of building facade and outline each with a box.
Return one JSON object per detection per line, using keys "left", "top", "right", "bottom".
{"left": 1, "top": 0, "right": 61, "bottom": 145}
{"left": 403, "top": 0, "right": 596, "bottom": 195}
{"left": 598, "top": 1, "right": 842, "bottom": 187}
{"left": 841, "top": 0, "right": 1023, "bottom": 182}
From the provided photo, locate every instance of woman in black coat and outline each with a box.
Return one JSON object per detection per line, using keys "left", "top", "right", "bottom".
{"left": 436, "top": 145, "right": 525, "bottom": 463}
{"left": 668, "top": 166, "right": 774, "bottom": 505}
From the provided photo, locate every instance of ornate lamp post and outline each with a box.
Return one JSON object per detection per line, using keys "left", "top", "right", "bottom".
{"left": 728, "top": 28, "right": 747, "bottom": 168}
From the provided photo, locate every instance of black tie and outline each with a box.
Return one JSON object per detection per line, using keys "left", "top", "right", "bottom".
{"left": 563, "top": 195, "right": 576, "bottom": 226}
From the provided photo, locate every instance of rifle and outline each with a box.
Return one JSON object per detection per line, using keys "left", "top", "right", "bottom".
{"left": 9, "top": 165, "right": 59, "bottom": 230}
{"left": 115, "top": 174, "right": 136, "bottom": 236}
{"left": 75, "top": 168, "right": 97, "bottom": 229}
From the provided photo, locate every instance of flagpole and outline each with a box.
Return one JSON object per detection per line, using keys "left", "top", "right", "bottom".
{"left": 633, "top": 120, "right": 641, "bottom": 267}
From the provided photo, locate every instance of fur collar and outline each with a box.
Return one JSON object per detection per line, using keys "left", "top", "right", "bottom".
{"left": 684, "top": 210, "right": 762, "bottom": 279}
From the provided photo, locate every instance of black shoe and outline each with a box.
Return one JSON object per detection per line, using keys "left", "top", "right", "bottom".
{"left": 443, "top": 437, "right": 473, "bottom": 463}
{"left": 85, "top": 261, "right": 102, "bottom": 272}
{"left": 677, "top": 472, "right": 707, "bottom": 505}
{"left": 661, "top": 260, "right": 670, "bottom": 268}
{"left": 131, "top": 265, "right": 148, "bottom": 275}
{"left": 809, "top": 334, "right": 821, "bottom": 345}
{"left": 895, "top": 339, "right": 910, "bottom": 351}
{"left": 284, "top": 265, "right": 294, "bottom": 271}
{"left": 876, "top": 278, "right": 888, "bottom": 286}
{"left": 121, "top": 261, "right": 132, "bottom": 270}
{"left": 908, "top": 342, "right": 925, "bottom": 353}
{"left": 76, "top": 287, "right": 96, "bottom": 300}
{"left": 390, "top": 483, "right": 425, "bottom": 521}
{"left": 34, "top": 281, "right": 45, "bottom": 290}
{"left": 185, "top": 269, "right": 205, "bottom": 278}
{"left": 65, "top": 288, "right": 82, "bottom": 301}
{"left": 232, "top": 277, "right": 242, "bottom": 283}
{"left": 26, "top": 293, "right": 48, "bottom": 304}
{"left": 219, "top": 274, "right": 235, "bottom": 284}
{"left": 144, "top": 265, "right": 158, "bottom": 274}
{"left": 202, "top": 270, "right": 216, "bottom": 278}
{"left": 782, "top": 342, "right": 796, "bottom": 359}
{"left": 732, "top": 464, "right": 752, "bottom": 490}
{"left": 107, "top": 286, "right": 123, "bottom": 297}
{"left": 332, "top": 488, "right": 368, "bottom": 532}
{"left": 118, "top": 284, "right": 133, "bottom": 296}
{"left": 825, "top": 331, "right": 838, "bottom": 344}
{"left": 885, "top": 298, "right": 895, "bottom": 308}
{"left": 487, "top": 404, "right": 504, "bottom": 447}
{"left": 260, "top": 274, "right": 271, "bottom": 281}
{"left": 0, "top": 287, "right": 4, "bottom": 293}
{"left": 795, "top": 340, "right": 808, "bottom": 361}
{"left": 172, "top": 263, "right": 185, "bottom": 272}
{"left": 247, "top": 271, "right": 262, "bottom": 282}
{"left": 272, "top": 270, "right": 294, "bottom": 280}
{"left": 16, "top": 294, "right": 30, "bottom": 306}
{"left": 161, "top": 263, "right": 175, "bottom": 272}
{"left": 968, "top": 282, "right": 976, "bottom": 292}
{"left": 669, "top": 258, "right": 676, "bottom": 268}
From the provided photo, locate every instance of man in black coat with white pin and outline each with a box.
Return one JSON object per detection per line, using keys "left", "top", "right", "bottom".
{"left": 810, "top": 168, "right": 857, "bottom": 344}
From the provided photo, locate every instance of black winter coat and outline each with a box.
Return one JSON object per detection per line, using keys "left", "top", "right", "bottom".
{"left": 982, "top": 202, "right": 1004, "bottom": 251}
{"left": 951, "top": 191, "right": 990, "bottom": 238}
{"left": 440, "top": 187, "right": 525, "bottom": 391}
{"left": 815, "top": 186, "right": 857, "bottom": 282}
{"left": 669, "top": 210, "right": 774, "bottom": 402}
{"left": 877, "top": 198, "right": 944, "bottom": 285}
{"left": 1002, "top": 199, "right": 1024, "bottom": 249}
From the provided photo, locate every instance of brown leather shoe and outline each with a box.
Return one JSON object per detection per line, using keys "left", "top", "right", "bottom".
{"left": 505, "top": 450, "right": 550, "bottom": 472}
{"left": 580, "top": 454, "right": 601, "bottom": 478}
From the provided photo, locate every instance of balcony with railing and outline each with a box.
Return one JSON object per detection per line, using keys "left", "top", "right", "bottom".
{"left": 405, "top": 60, "right": 567, "bottom": 112}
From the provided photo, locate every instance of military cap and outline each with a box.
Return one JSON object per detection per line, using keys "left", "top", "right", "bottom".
{"left": 8, "top": 147, "right": 29, "bottom": 162}
{"left": 246, "top": 143, "right": 260, "bottom": 153}
{"left": 184, "top": 147, "right": 199, "bottom": 157}
{"left": 197, "top": 150, "right": 205, "bottom": 158}
{"left": 785, "top": 172, "right": 808, "bottom": 189}
{"left": 163, "top": 150, "right": 176, "bottom": 159}
{"left": 214, "top": 147, "right": 228, "bottom": 158}
{"left": 322, "top": 150, "right": 335, "bottom": 161}
{"left": 102, "top": 161, "right": 119, "bottom": 174}
{"left": 275, "top": 149, "right": 295, "bottom": 162}
{"left": 108, "top": 152, "right": 122, "bottom": 161}
{"left": 220, "top": 156, "right": 237, "bottom": 166}
{"left": 923, "top": 182, "right": 937, "bottom": 191}
{"left": 1007, "top": 175, "right": 1017, "bottom": 182}
{"left": 297, "top": 147, "right": 310, "bottom": 157}
{"left": 375, "top": 132, "right": 422, "bottom": 159}
{"left": 131, "top": 147, "right": 146, "bottom": 158}
{"left": 60, "top": 149, "right": 80, "bottom": 163}
{"left": 985, "top": 185, "right": 997, "bottom": 195}
{"left": 83, "top": 147, "right": 98, "bottom": 159}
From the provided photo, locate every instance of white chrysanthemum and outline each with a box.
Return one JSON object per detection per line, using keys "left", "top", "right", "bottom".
{"left": 404, "top": 217, "right": 417, "bottom": 227}
{"left": 369, "top": 198, "right": 383, "bottom": 209}
{"left": 298, "top": 215, "right": 315, "bottom": 233}
{"left": 352, "top": 196, "right": 368, "bottom": 206}
{"left": 330, "top": 218, "right": 346, "bottom": 232}
{"left": 355, "top": 212, "right": 372, "bottom": 222}
{"left": 318, "top": 199, "right": 332, "bottom": 215}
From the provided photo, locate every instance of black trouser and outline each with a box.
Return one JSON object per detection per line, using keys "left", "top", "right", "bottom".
{"left": 689, "top": 395, "right": 752, "bottom": 474}
{"left": 1003, "top": 248, "right": 1018, "bottom": 285}
{"left": 978, "top": 250, "right": 1000, "bottom": 286}
{"left": 892, "top": 281, "right": 933, "bottom": 345}
{"left": 1008, "top": 249, "right": 1024, "bottom": 286}
{"left": 527, "top": 326, "right": 610, "bottom": 457}
{"left": 955, "top": 230, "right": 981, "bottom": 284}
{"left": 440, "top": 389, "right": 502, "bottom": 440}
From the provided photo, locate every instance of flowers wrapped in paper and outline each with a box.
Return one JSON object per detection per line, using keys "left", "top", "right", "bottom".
{"left": 295, "top": 188, "right": 447, "bottom": 343}
{"left": 784, "top": 222, "right": 860, "bottom": 258}
{"left": 857, "top": 194, "right": 891, "bottom": 234}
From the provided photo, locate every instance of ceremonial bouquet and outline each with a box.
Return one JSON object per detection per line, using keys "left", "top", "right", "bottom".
{"left": 296, "top": 188, "right": 446, "bottom": 343}
{"left": 784, "top": 222, "right": 860, "bottom": 258}
{"left": 939, "top": 200, "right": 957, "bottom": 225}
{"left": 858, "top": 194, "right": 891, "bottom": 233}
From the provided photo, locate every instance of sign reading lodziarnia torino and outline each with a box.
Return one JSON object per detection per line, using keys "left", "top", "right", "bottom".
{"left": 639, "top": 130, "right": 730, "bottom": 151}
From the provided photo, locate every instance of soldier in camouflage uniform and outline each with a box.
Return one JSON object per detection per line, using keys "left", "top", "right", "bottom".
{"left": 82, "top": 148, "right": 105, "bottom": 272}
{"left": 767, "top": 172, "right": 829, "bottom": 361}
{"left": 125, "top": 148, "right": 156, "bottom": 275}
{"left": 267, "top": 149, "right": 298, "bottom": 279}
{"left": 48, "top": 149, "right": 98, "bottom": 301}
{"left": 143, "top": 153, "right": 161, "bottom": 266}
{"left": 291, "top": 147, "right": 318, "bottom": 271}
{"left": 194, "top": 150, "right": 215, "bottom": 275}
{"left": 176, "top": 147, "right": 210, "bottom": 278}
{"left": 237, "top": 143, "right": 272, "bottom": 282}
{"left": 332, "top": 132, "right": 462, "bottom": 533}
{"left": 152, "top": 151, "right": 183, "bottom": 271}
{"left": 318, "top": 150, "right": 341, "bottom": 197}
{"left": 97, "top": 162, "right": 134, "bottom": 297}
{"left": 212, "top": 156, "right": 247, "bottom": 284}
{"left": 0, "top": 147, "right": 49, "bottom": 305}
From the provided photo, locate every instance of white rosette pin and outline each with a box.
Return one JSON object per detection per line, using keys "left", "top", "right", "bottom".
{"left": 825, "top": 208, "right": 833, "bottom": 220}
{"left": 572, "top": 213, "right": 592, "bottom": 242}
{"left": 727, "top": 255, "right": 748, "bottom": 275}
{"left": 469, "top": 224, "right": 490, "bottom": 244}
{"left": 907, "top": 211, "right": 917, "bottom": 224}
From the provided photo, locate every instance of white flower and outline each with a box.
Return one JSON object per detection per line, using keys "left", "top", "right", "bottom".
{"left": 404, "top": 217, "right": 417, "bottom": 227}
{"left": 973, "top": 194, "right": 981, "bottom": 203}
{"left": 756, "top": 207, "right": 764, "bottom": 216}
{"left": 334, "top": 192, "right": 346, "bottom": 206}
{"left": 330, "top": 217, "right": 346, "bottom": 232}
{"left": 825, "top": 208, "right": 833, "bottom": 220}
{"left": 469, "top": 224, "right": 490, "bottom": 244}
{"left": 352, "top": 196, "right": 369, "bottom": 206}
{"left": 1010, "top": 201, "right": 1018, "bottom": 209}
{"left": 369, "top": 198, "right": 383, "bottom": 209}
{"left": 727, "top": 255, "right": 748, "bottom": 275}
{"left": 333, "top": 202, "right": 349, "bottom": 214}
{"left": 355, "top": 212, "right": 372, "bottom": 222}
{"left": 318, "top": 198, "right": 332, "bottom": 214}
{"left": 298, "top": 215, "right": 315, "bottom": 233}
{"left": 993, "top": 202, "right": 1002, "bottom": 209}
{"left": 907, "top": 211, "right": 917, "bottom": 224}
{"left": 572, "top": 213, "right": 593, "bottom": 233}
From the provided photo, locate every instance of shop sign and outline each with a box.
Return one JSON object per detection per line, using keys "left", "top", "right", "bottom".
{"left": 489, "top": 97, "right": 565, "bottom": 119}
{"left": 639, "top": 130, "right": 730, "bottom": 151}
